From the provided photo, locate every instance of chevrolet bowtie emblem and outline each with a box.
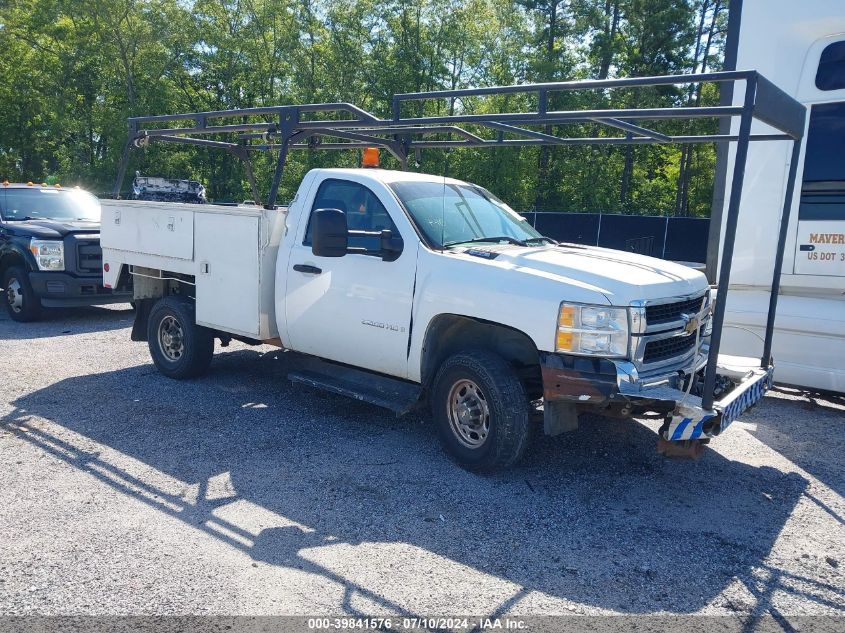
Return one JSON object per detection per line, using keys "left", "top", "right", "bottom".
{"left": 681, "top": 313, "right": 700, "bottom": 335}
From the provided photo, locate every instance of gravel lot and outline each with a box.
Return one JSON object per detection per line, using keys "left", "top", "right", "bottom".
{"left": 1, "top": 304, "right": 843, "bottom": 620}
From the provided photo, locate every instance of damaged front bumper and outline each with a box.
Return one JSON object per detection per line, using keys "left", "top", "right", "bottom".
{"left": 618, "top": 357, "right": 774, "bottom": 440}
{"left": 540, "top": 350, "right": 774, "bottom": 441}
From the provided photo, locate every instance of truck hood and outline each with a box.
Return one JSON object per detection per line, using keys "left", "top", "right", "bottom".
{"left": 460, "top": 243, "right": 708, "bottom": 304}
{"left": 5, "top": 219, "right": 100, "bottom": 239}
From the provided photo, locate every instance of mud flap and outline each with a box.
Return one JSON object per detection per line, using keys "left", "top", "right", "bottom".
{"left": 543, "top": 401, "right": 579, "bottom": 436}
{"left": 131, "top": 298, "right": 152, "bottom": 342}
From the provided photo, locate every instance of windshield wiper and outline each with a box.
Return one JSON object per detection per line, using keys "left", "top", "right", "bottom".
{"left": 523, "top": 236, "right": 558, "bottom": 246}
{"left": 4, "top": 216, "right": 34, "bottom": 221}
{"left": 445, "top": 236, "right": 528, "bottom": 247}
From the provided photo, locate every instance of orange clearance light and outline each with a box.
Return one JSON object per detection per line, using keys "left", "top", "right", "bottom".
{"left": 41, "top": 182, "right": 47, "bottom": 186}
{"left": 362, "top": 147, "right": 380, "bottom": 168}
{"left": 27, "top": 181, "right": 34, "bottom": 186}
{"left": 55, "top": 183, "right": 61, "bottom": 188}
{"left": 2, "top": 180, "right": 8, "bottom": 187}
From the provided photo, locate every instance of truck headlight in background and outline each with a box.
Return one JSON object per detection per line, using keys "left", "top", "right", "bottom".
{"left": 703, "top": 286, "right": 716, "bottom": 337}
{"left": 30, "top": 239, "right": 65, "bottom": 271}
{"left": 556, "top": 303, "right": 629, "bottom": 358}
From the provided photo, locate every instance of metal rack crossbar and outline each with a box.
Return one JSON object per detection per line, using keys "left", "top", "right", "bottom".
{"left": 112, "top": 69, "right": 807, "bottom": 412}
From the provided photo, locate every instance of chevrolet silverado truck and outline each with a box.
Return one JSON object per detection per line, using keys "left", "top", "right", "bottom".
{"left": 100, "top": 166, "right": 771, "bottom": 470}
{"left": 101, "top": 71, "right": 805, "bottom": 470}
{"left": 0, "top": 183, "right": 131, "bottom": 321}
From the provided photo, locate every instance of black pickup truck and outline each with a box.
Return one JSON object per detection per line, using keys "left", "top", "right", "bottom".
{"left": 0, "top": 183, "right": 131, "bottom": 321}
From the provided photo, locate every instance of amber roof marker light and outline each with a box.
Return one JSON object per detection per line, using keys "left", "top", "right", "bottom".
{"left": 361, "top": 147, "right": 380, "bottom": 168}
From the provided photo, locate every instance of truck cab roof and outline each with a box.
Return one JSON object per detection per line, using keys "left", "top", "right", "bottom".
{"left": 308, "top": 168, "right": 469, "bottom": 187}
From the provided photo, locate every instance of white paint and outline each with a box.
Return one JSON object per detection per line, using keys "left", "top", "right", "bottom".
{"left": 792, "top": 221, "right": 845, "bottom": 276}
{"left": 718, "top": 0, "right": 845, "bottom": 391}
{"left": 282, "top": 171, "right": 421, "bottom": 377}
{"left": 102, "top": 168, "right": 710, "bottom": 383}
{"left": 101, "top": 200, "right": 285, "bottom": 340}
{"left": 195, "top": 213, "right": 260, "bottom": 336}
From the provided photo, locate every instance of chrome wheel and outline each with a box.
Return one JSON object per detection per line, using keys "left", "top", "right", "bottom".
{"left": 447, "top": 378, "right": 490, "bottom": 448}
{"left": 6, "top": 278, "right": 23, "bottom": 314}
{"left": 158, "top": 315, "right": 185, "bottom": 362}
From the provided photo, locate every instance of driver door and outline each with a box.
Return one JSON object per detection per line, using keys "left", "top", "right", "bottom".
{"left": 284, "top": 176, "right": 419, "bottom": 378}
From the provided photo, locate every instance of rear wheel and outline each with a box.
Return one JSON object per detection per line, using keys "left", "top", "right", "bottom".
{"left": 3, "top": 266, "right": 41, "bottom": 322}
{"left": 431, "top": 350, "right": 531, "bottom": 472}
{"left": 147, "top": 297, "right": 214, "bottom": 379}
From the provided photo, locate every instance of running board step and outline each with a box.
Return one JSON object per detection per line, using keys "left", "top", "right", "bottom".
{"left": 288, "top": 358, "right": 422, "bottom": 416}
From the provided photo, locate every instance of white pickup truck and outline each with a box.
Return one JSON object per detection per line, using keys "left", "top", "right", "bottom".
{"left": 101, "top": 165, "right": 773, "bottom": 470}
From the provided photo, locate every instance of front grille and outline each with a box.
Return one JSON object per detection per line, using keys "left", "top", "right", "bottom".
{"left": 645, "top": 294, "right": 707, "bottom": 326}
{"left": 643, "top": 334, "right": 697, "bottom": 364}
{"left": 76, "top": 240, "right": 102, "bottom": 273}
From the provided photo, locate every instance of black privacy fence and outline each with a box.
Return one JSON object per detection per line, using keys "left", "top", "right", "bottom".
{"left": 522, "top": 212, "right": 710, "bottom": 264}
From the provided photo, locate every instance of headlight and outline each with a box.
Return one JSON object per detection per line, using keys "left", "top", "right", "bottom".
{"left": 30, "top": 239, "right": 65, "bottom": 271}
{"left": 556, "top": 302, "right": 629, "bottom": 358}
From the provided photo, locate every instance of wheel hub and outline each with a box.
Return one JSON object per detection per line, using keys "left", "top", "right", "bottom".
{"left": 6, "top": 278, "right": 23, "bottom": 313}
{"left": 447, "top": 378, "right": 490, "bottom": 448}
{"left": 158, "top": 315, "right": 185, "bottom": 362}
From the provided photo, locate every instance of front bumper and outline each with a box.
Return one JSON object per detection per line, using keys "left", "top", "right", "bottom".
{"left": 540, "top": 350, "right": 774, "bottom": 441}
{"left": 618, "top": 358, "right": 774, "bottom": 440}
{"left": 29, "top": 272, "right": 132, "bottom": 307}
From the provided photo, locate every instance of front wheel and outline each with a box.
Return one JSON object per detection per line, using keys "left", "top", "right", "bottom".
{"left": 147, "top": 297, "right": 214, "bottom": 379}
{"left": 3, "top": 266, "right": 41, "bottom": 322}
{"left": 431, "top": 350, "right": 531, "bottom": 472}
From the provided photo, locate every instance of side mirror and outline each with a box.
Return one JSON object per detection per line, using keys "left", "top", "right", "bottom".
{"left": 311, "top": 208, "right": 348, "bottom": 257}
{"left": 379, "top": 229, "right": 404, "bottom": 261}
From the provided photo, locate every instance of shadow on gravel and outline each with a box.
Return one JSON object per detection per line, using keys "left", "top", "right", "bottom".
{"left": 0, "top": 304, "right": 133, "bottom": 340}
{"left": 746, "top": 387, "right": 845, "bottom": 500}
{"left": 2, "top": 347, "right": 836, "bottom": 617}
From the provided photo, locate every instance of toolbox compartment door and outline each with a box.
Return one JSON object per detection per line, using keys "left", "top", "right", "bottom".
{"left": 100, "top": 201, "right": 195, "bottom": 260}
{"left": 194, "top": 212, "right": 261, "bottom": 337}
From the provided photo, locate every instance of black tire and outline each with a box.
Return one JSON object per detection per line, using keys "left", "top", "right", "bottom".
{"left": 3, "top": 266, "right": 42, "bottom": 322}
{"left": 147, "top": 297, "right": 214, "bottom": 379}
{"left": 431, "top": 350, "right": 531, "bottom": 472}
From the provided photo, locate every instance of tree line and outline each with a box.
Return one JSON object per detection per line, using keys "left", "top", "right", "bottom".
{"left": 0, "top": 0, "right": 727, "bottom": 215}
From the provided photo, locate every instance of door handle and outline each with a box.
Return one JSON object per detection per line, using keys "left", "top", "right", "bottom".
{"left": 293, "top": 264, "right": 322, "bottom": 274}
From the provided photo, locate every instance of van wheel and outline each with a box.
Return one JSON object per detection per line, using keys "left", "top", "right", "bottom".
{"left": 147, "top": 297, "right": 214, "bottom": 379}
{"left": 3, "top": 266, "right": 41, "bottom": 322}
{"left": 431, "top": 350, "right": 531, "bottom": 472}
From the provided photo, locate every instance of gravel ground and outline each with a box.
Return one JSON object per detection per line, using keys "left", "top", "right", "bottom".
{"left": 0, "top": 304, "right": 843, "bottom": 620}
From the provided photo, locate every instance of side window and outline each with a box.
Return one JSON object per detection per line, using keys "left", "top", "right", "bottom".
{"left": 816, "top": 41, "right": 845, "bottom": 91}
{"left": 304, "top": 179, "right": 399, "bottom": 252}
{"left": 799, "top": 102, "right": 845, "bottom": 221}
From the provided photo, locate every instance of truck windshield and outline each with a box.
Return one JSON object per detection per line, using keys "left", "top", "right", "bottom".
{"left": 0, "top": 188, "right": 101, "bottom": 222}
{"left": 389, "top": 181, "right": 543, "bottom": 248}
